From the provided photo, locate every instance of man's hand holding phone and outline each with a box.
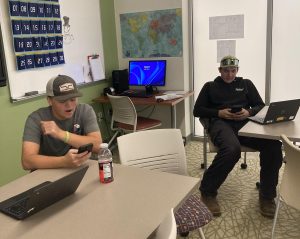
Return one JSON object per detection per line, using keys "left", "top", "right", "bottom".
{"left": 63, "top": 143, "right": 93, "bottom": 168}
{"left": 230, "top": 107, "right": 250, "bottom": 121}
{"left": 219, "top": 106, "right": 249, "bottom": 121}
{"left": 77, "top": 143, "right": 93, "bottom": 154}
{"left": 230, "top": 107, "right": 242, "bottom": 113}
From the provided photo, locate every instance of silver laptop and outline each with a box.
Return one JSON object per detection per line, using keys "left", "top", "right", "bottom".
{"left": 0, "top": 165, "right": 89, "bottom": 220}
{"left": 248, "top": 99, "right": 300, "bottom": 125}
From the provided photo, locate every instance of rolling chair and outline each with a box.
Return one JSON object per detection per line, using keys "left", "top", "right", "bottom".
{"left": 199, "top": 118, "right": 260, "bottom": 189}
{"left": 117, "top": 129, "right": 213, "bottom": 238}
{"left": 107, "top": 94, "right": 161, "bottom": 149}
{"left": 199, "top": 118, "right": 257, "bottom": 170}
{"left": 271, "top": 135, "right": 300, "bottom": 239}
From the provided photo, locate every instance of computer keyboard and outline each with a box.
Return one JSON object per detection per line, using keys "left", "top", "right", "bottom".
{"left": 120, "top": 90, "right": 152, "bottom": 98}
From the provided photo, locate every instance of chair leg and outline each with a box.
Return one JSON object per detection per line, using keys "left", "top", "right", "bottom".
{"left": 198, "top": 228, "right": 206, "bottom": 239}
{"left": 108, "top": 130, "right": 120, "bottom": 149}
{"left": 179, "top": 232, "right": 189, "bottom": 237}
{"left": 271, "top": 195, "right": 281, "bottom": 239}
{"left": 241, "top": 152, "right": 248, "bottom": 169}
{"left": 256, "top": 182, "right": 260, "bottom": 189}
{"left": 201, "top": 130, "right": 208, "bottom": 170}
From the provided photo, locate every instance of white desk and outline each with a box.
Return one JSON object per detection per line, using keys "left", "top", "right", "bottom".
{"left": 239, "top": 116, "right": 300, "bottom": 142}
{"left": 93, "top": 91, "right": 194, "bottom": 129}
{"left": 0, "top": 160, "right": 199, "bottom": 239}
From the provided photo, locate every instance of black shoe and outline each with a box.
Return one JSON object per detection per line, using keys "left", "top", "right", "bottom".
{"left": 259, "top": 197, "right": 276, "bottom": 218}
{"left": 201, "top": 195, "right": 221, "bottom": 217}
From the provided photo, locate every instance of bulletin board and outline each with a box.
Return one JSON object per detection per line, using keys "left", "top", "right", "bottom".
{"left": 0, "top": 0, "right": 105, "bottom": 101}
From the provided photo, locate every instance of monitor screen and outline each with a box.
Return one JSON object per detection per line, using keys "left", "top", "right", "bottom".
{"left": 128, "top": 60, "right": 167, "bottom": 87}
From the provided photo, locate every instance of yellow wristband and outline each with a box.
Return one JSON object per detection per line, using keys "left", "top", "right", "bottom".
{"left": 64, "top": 131, "right": 70, "bottom": 143}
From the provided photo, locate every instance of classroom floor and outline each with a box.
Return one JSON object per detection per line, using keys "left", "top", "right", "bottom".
{"left": 183, "top": 141, "right": 300, "bottom": 239}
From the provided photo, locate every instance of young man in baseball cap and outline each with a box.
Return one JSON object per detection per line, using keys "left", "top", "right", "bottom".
{"left": 193, "top": 56, "right": 283, "bottom": 218}
{"left": 22, "top": 75, "right": 102, "bottom": 170}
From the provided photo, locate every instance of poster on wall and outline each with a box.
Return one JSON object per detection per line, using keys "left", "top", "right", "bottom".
{"left": 120, "top": 8, "right": 182, "bottom": 58}
{"left": 217, "top": 40, "right": 236, "bottom": 62}
{"left": 209, "top": 14, "right": 244, "bottom": 40}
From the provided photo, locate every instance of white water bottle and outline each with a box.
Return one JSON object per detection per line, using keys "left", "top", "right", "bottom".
{"left": 98, "top": 143, "right": 114, "bottom": 183}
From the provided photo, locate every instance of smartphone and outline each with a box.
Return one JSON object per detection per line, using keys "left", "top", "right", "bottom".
{"left": 77, "top": 143, "right": 93, "bottom": 154}
{"left": 230, "top": 107, "right": 242, "bottom": 113}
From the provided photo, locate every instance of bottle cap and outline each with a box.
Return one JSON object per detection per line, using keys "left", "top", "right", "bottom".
{"left": 100, "top": 143, "right": 108, "bottom": 149}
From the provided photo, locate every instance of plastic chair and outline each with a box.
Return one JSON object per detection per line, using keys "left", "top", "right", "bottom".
{"left": 199, "top": 118, "right": 256, "bottom": 170}
{"left": 271, "top": 135, "right": 300, "bottom": 239}
{"left": 107, "top": 94, "right": 161, "bottom": 148}
{"left": 155, "top": 208, "right": 177, "bottom": 239}
{"left": 117, "top": 129, "right": 213, "bottom": 238}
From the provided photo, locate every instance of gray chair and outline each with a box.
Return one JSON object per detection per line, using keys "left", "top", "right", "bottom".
{"left": 271, "top": 135, "right": 300, "bottom": 239}
{"left": 107, "top": 94, "right": 161, "bottom": 148}
{"left": 199, "top": 118, "right": 256, "bottom": 170}
{"left": 117, "top": 129, "right": 213, "bottom": 238}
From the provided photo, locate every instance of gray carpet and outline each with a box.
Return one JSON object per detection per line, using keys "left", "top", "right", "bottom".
{"left": 184, "top": 141, "right": 300, "bottom": 239}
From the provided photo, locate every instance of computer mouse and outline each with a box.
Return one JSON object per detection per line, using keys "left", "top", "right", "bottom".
{"left": 156, "top": 98, "right": 164, "bottom": 103}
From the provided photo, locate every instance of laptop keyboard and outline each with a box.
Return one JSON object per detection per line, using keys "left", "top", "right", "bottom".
{"left": 254, "top": 116, "right": 265, "bottom": 123}
{"left": 248, "top": 106, "right": 268, "bottom": 123}
{"left": 7, "top": 197, "right": 29, "bottom": 216}
{"left": 0, "top": 181, "right": 51, "bottom": 218}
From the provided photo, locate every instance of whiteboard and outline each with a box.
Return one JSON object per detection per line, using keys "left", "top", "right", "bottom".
{"left": 0, "top": 0, "right": 104, "bottom": 101}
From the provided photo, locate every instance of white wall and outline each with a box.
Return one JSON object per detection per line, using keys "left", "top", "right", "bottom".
{"left": 114, "top": 0, "right": 191, "bottom": 136}
{"left": 0, "top": 0, "right": 104, "bottom": 100}
{"left": 271, "top": 0, "right": 300, "bottom": 102}
{"left": 193, "top": 0, "right": 268, "bottom": 136}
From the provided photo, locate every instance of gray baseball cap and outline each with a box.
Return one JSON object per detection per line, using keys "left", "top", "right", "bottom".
{"left": 46, "top": 75, "right": 82, "bottom": 101}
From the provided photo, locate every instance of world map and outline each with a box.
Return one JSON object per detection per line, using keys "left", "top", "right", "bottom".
{"left": 120, "top": 8, "right": 183, "bottom": 58}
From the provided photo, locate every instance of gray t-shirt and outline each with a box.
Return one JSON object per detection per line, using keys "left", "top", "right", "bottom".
{"left": 23, "top": 103, "right": 99, "bottom": 156}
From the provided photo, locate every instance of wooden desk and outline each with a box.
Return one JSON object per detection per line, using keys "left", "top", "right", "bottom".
{"left": 93, "top": 91, "right": 194, "bottom": 128}
{"left": 239, "top": 116, "right": 300, "bottom": 142}
{"left": 0, "top": 160, "right": 199, "bottom": 239}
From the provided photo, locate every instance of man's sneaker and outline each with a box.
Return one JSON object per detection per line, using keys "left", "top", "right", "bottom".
{"left": 201, "top": 195, "right": 221, "bottom": 217}
{"left": 259, "top": 197, "right": 276, "bottom": 218}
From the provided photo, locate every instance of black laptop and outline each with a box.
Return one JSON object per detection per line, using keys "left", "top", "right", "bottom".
{"left": 248, "top": 99, "right": 300, "bottom": 125}
{"left": 0, "top": 165, "right": 89, "bottom": 220}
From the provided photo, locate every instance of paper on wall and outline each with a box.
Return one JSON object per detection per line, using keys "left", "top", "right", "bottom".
{"left": 88, "top": 55, "right": 105, "bottom": 81}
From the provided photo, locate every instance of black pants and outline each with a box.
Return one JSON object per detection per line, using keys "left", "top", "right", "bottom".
{"left": 200, "top": 119, "right": 283, "bottom": 200}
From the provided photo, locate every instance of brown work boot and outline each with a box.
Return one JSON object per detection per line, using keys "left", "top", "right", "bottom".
{"left": 201, "top": 195, "right": 221, "bottom": 217}
{"left": 259, "top": 197, "right": 276, "bottom": 218}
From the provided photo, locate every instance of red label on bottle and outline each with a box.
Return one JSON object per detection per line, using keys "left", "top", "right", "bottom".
{"left": 98, "top": 161, "right": 114, "bottom": 183}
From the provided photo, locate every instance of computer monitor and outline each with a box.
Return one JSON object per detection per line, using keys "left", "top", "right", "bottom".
{"left": 128, "top": 60, "right": 167, "bottom": 94}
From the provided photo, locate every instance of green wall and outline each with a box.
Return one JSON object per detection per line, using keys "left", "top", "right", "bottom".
{"left": 0, "top": 0, "right": 118, "bottom": 186}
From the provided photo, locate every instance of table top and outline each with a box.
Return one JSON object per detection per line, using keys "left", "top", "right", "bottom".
{"left": 92, "top": 91, "right": 194, "bottom": 107}
{"left": 239, "top": 116, "right": 300, "bottom": 142}
{"left": 0, "top": 160, "right": 199, "bottom": 239}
